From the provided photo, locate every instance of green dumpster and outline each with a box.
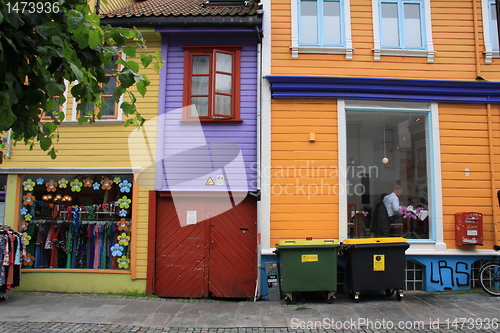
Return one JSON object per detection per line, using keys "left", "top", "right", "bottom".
{"left": 276, "top": 238, "right": 340, "bottom": 303}
{"left": 342, "top": 237, "right": 409, "bottom": 302}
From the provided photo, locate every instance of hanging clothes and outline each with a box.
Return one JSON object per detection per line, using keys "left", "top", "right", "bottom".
{"left": 0, "top": 226, "right": 26, "bottom": 299}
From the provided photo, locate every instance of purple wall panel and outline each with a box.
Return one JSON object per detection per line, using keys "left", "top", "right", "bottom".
{"left": 159, "top": 32, "right": 258, "bottom": 192}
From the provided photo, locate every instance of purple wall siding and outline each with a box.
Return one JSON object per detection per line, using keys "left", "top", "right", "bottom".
{"left": 158, "top": 33, "right": 258, "bottom": 192}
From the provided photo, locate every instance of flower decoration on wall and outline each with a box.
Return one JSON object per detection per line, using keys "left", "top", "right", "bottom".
{"left": 58, "top": 178, "right": 68, "bottom": 188}
{"left": 118, "top": 196, "right": 131, "bottom": 209}
{"left": 117, "top": 218, "right": 130, "bottom": 232}
{"left": 23, "top": 179, "right": 35, "bottom": 191}
{"left": 20, "top": 220, "right": 29, "bottom": 231}
{"left": 36, "top": 177, "right": 45, "bottom": 185}
{"left": 24, "top": 213, "right": 33, "bottom": 222}
{"left": 119, "top": 180, "right": 132, "bottom": 193}
{"left": 114, "top": 177, "right": 121, "bottom": 184}
{"left": 82, "top": 177, "right": 94, "bottom": 187}
{"left": 20, "top": 207, "right": 28, "bottom": 215}
{"left": 111, "top": 243, "right": 124, "bottom": 257}
{"left": 23, "top": 193, "right": 35, "bottom": 206}
{"left": 70, "top": 179, "right": 83, "bottom": 192}
{"left": 22, "top": 232, "right": 32, "bottom": 245}
{"left": 100, "top": 177, "right": 113, "bottom": 190}
{"left": 118, "top": 255, "right": 130, "bottom": 269}
{"left": 117, "top": 232, "right": 130, "bottom": 246}
{"left": 118, "top": 209, "right": 127, "bottom": 217}
{"left": 46, "top": 179, "right": 58, "bottom": 192}
{"left": 92, "top": 182, "right": 101, "bottom": 190}
{"left": 23, "top": 253, "right": 35, "bottom": 266}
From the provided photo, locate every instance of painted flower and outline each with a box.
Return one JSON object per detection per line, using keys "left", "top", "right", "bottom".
{"left": 20, "top": 207, "right": 28, "bottom": 215}
{"left": 118, "top": 196, "right": 131, "bottom": 209}
{"left": 22, "top": 232, "right": 31, "bottom": 246}
{"left": 82, "top": 177, "right": 94, "bottom": 187}
{"left": 119, "top": 209, "right": 128, "bottom": 217}
{"left": 92, "top": 182, "right": 101, "bottom": 190}
{"left": 19, "top": 220, "right": 29, "bottom": 231}
{"left": 24, "top": 213, "right": 33, "bottom": 222}
{"left": 23, "top": 193, "right": 35, "bottom": 206}
{"left": 111, "top": 243, "right": 124, "bottom": 257}
{"left": 118, "top": 255, "right": 130, "bottom": 269}
{"left": 58, "top": 178, "right": 68, "bottom": 188}
{"left": 1, "top": 138, "right": 6, "bottom": 142}
{"left": 36, "top": 177, "right": 44, "bottom": 185}
{"left": 46, "top": 179, "right": 58, "bottom": 192}
{"left": 117, "top": 218, "right": 130, "bottom": 232}
{"left": 114, "top": 177, "right": 121, "bottom": 184}
{"left": 70, "top": 179, "right": 83, "bottom": 192}
{"left": 23, "top": 253, "right": 35, "bottom": 266}
{"left": 23, "top": 178, "right": 35, "bottom": 191}
{"left": 100, "top": 177, "right": 113, "bottom": 190}
{"left": 117, "top": 232, "right": 130, "bottom": 246}
{"left": 119, "top": 180, "right": 132, "bottom": 193}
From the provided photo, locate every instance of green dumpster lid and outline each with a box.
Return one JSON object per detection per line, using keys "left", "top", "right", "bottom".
{"left": 277, "top": 239, "right": 339, "bottom": 247}
{"left": 342, "top": 237, "right": 407, "bottom": 245}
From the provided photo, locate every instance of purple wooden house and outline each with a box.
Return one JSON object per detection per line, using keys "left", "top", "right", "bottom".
{"left": 102, "top": 0, "right": 263, "bottom": 298}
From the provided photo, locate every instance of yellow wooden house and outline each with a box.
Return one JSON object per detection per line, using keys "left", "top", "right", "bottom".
{"left": 260, "top": 0, "right": 500, "bottom": 292}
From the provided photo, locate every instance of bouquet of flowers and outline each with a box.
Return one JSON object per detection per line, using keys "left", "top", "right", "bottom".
{"left": 399, "top": 205, "right": 423, "bottom": 220}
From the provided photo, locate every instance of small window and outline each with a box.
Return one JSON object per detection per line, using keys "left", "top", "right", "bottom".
{"left": 183, "top": 47, "right": 241, "bottom": 122}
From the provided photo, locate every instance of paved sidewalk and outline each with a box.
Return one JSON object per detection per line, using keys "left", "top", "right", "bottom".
{"left": 0, "top": 290, "right": 500, "bottom": 332}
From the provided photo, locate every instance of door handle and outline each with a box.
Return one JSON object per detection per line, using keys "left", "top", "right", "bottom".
{"left": 211, "top": 240, "right": 214, "bottom": 249}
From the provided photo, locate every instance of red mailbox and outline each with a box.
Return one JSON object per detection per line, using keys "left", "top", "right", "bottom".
{"left": 455, "top": 212, "right": 483, "bottom": 246}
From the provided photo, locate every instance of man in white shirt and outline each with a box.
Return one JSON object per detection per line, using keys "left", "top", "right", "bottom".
{"left": 383, "top": 185, "right": 403, "bottom": 223}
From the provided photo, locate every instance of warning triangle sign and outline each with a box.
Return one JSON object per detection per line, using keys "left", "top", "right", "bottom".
{"left": 205, "top": 177, "right": 215, "bottom": 185}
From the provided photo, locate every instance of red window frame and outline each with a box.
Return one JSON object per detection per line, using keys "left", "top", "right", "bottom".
{"left": 182, "top": 46, "right": 241, "bottom": 122}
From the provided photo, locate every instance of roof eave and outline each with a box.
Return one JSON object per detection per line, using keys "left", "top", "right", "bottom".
{"left": 100, "top": 14, "right": 262, "bottom": 28}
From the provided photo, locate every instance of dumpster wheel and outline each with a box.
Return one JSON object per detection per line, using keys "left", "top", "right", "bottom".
{"left": 385, "top": 289, "right": 395, "bottom": 297}
{"left": 396, "top": 290, "right": 403, "bottom": 301}
{"left": 353, "top": 291, "right": 360, "bottom": 303}
{"left": 326, "top": 291, "right": 336, "bottom": 304}
{"left": 284, "top": 293, "right": 293, "bottom": 304}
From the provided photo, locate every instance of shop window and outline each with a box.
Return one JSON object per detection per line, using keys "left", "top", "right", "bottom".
{"left": 182, "top": 47, "right": 241, "bottom": 122}
{"left": 18, "top": 174, "right": 133, "bottom": 270}
{"left": 405, "top": 259, "right": 424, "bottom": 290}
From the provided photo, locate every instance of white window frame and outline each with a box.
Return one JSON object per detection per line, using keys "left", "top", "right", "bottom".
{"left": 41, "top": 80, "right": 69, "bottom": 122}
{"left": 291, "top": 0, "right": 353, "bottom": 59}
{"left": 372, "top": 0, "right": 435, "bottom": 63}
{"left": 482, "top": 0, "right": 500, "bottom": 64}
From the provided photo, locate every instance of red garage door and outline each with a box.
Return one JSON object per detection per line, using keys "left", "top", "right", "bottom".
{"left": 150, "top": 192, "right": 257, "bottom": 298}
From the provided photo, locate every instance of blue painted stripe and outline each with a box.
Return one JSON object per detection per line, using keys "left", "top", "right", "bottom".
{"left": 266, "top": 76, "right": 500, "bottom": 104}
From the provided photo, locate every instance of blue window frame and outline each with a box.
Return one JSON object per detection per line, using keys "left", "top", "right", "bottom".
{"left": 299, "top": 0, "right": 344, "bottom": 47}
{"left": 380, "top": 0, "right": 425, "bottom": 49}
{"left": 489, "top": 0, "right": 499, "bottom": 51}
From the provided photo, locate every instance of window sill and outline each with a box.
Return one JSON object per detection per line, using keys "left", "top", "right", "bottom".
{"left": 484, "top": 50, "right": 500, "bottom": 64}
{"left": 373, "top": 48, "right": 435, "bottom": 63}
{"left": 180, "top": 119, "right": 243, "bottom": 124}
{"left": 290, "top": 46, "right": 353, "bottom": 60}
{"left": 51, "top": 120, "right": 125, "bottom": 125}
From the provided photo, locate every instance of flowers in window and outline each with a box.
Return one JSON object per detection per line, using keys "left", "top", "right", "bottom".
{"left": 399, "top": 205, "right": 423, "bottom": 220}
{"left": 117, "top": 255, "right": 130, "bottom": 269}
{"left": 114, "top": 177, "right": 121, "bottom": 184}
{"left": 119, "top": 209, "right": 127, "bottom": 217}
{"left": 117, "top": 232, "right": 130, "bottom": 246}
{"left": 36, "top": 177, "right": 45, "bottom": 185}
{"left": 20, "top": 207, "right": 28, "bottom": 215}
{"left": 70, "top": 179, "right": 83, "bottom": 192}
{"left": 117, "top": 218, "right": 130, "bottom": 232}
{"left": 46, "top": 179, "right": 58, "bottom": 192}
{"left": 22, "top": 232, "right": 32, "bottom": 245}
{"left": 23, "top": 253, "right": 35, "bottom": 266}
{"left": 23, "top": 179, "right": 35, "bottom": 191}
{"left": 119, "top": 180, "right": 132, "bottom": 193}
{"left": 24, "top": 213, "right": 33, "bottom": 222}
{"left": 58, "top": 178, "right": 68, "bottom": 188}
{"left": 111, "top": 243, "right": 124, "bottom": 257}
{"left": 23, "top": 193, "right": 35, "bottom": 206}
{"left": 100, "top": 177, "right": 113, "bottom": 190}
{"left": 20, "top": 220, "right": 29, "bottom": 231}
{"left": 93, "top": 182, "right": 101, "bottom": 190}
{"left": 118, "top": 196, "right": 131, "bottom": 209}
{"left": 83, "top": 177, "right": 94, "bottom": 187}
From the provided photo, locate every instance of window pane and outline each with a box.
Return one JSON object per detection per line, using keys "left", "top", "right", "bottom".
{"left": 104, "top": 55, "right": 119, "bottom": 72}
{"left": 404, "top": 3, "right": 422, "bottom": 48}
{"left": 300, "top": 0, "right": 318, "bottom": 45}
{"left": 216, "top": 52, "right": 233, "bottom": 73}
{"left": 215, "top": 95, "right": 232, "bottom": 116}
{"left": 191, "top": 97, "right": 208, "bottom": 116}
{"left": 381, "top": 2, "right": 400, "bottom": 47}
{"left": 345, "top": 111, "right": 430, "bottom": 240}
{"left": 215, "top": 73, "right": 232, "bottom": 94}
{"left": 101, "top": 97, "right": 116, "bottom": 117}
{"left": 192, "top": 55, "right": 210, "bottom": 74}
{"left": 324, "top": 0, "right": 341, "bottom": 45}
{"left": 192, "top": 76, "right": 209, "bottom": 95}
{"left": 105, "top": 76, "right": 117, "bottom": 96}
{"left": 492, "top": 3, "right": 499, "bottom": 50}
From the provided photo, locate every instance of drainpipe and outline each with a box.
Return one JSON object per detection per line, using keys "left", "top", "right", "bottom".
{"left": 472, "top": 0, "right": 481, "bottom": 79}
{"left": 487, "top": 104, "right": 499, "bottom": 246}
{"left": 6, "top": 129, "right": 12, "bottom": 159}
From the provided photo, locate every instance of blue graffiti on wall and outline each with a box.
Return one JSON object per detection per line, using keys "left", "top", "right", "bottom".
{"left": 429, "top": 260, "right": 470, "bottom": 287}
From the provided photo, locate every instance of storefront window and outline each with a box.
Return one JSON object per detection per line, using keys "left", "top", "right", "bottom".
{"left": 18, "top": 174, "right": 133, "bottom": 270}
{"left": 346, "top": 111, "right": 430, "bottom": 239}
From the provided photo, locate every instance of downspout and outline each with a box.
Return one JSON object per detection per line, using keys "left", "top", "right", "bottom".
{"left": 254, "top": 26, "right": 263, "bottom": 302}
{"left": 473, "top": 0, "right": 481, "bottom": 79}
{"left": 6, "top": 129, "right": 12, "bottom": 159}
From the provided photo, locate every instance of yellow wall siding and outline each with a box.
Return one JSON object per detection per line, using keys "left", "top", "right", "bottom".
{"left": 439, "top": 103, "right": 500, "bottom": 249}
{"left": 271, "top": 0, "right": 500, "bottom": 81}
{"left": 271, "top": 99, "right": 339, "bottom": 245}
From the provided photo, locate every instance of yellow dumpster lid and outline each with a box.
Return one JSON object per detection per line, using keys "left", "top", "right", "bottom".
{"left": 277, "top": 239, "right": 339, "bottom": 247}
{"left": 342, "top": 237, "right": 407, "bottom": 245}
